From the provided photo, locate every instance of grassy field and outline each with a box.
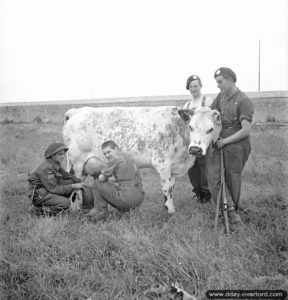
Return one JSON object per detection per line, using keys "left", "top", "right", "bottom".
{"left": 0, "top": 122, "right": 288, "bottom": 300}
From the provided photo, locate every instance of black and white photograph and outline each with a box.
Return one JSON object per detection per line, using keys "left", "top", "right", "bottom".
{"left": 0, "top": 0, "right": 287, "bottom": 299}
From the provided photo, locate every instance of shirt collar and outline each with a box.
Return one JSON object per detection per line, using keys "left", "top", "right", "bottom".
{"left": 46, "top": 158, "right": 61, "bottom": 170}
{"left": 225, "top": 87, "right": 239, "bottom": 98}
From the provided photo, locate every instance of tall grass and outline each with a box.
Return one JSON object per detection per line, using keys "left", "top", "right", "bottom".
{"left": 0, "top": 123, "right": 287, "bottom": 299}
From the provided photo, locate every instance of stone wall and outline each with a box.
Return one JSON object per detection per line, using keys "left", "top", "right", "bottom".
{"left": 0, "top": 91, "right": 287, "bottom": 124}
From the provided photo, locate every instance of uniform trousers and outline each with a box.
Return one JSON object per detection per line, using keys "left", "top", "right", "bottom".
{"left": 205, "top": 129, "right": 251, "bottom": 210}
{"left": 91, "top": 180, "right": 144, "bottom": 213}
{"left": 32, "top": 179, "right": 73, "bottom": 213}
{"left": 188, "top": 156, "right": 210, "bottom": 197}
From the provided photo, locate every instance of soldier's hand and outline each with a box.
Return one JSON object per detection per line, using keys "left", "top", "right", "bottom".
{"left": 82, "top": 182, "right": 93, "bottom": 188}
{"left": 215, "top": 137, "right": 226, "bottom": 149}
{"left": 72, "top": 183, "right": 84, "bottom": 190}
{"left": 98, "top": 174, "right": 106, "bottom": 182}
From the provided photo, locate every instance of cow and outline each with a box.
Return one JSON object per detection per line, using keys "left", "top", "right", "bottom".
{"left": 178, "top": 107, "right": 222, "bottom": 157}
{"left": 63, "top": 106, "right": 221, "bottom": 213}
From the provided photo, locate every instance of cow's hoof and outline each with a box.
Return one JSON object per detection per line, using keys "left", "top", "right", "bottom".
{"left": 164, "top": 205, "right": 175, "bottom": 214}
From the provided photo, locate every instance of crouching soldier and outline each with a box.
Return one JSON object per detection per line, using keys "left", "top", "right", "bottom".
{"left": 87, "top": 140, "right": 145, "bottom": 221}
{"left": 28, "top": 142, "right": 85, "bottom": 215}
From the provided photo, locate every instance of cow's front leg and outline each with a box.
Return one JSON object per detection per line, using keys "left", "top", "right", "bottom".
{"left": 159, "top": 174, "right": 176, "bottom": 213}
{"left": 153, "top": 158, "right": 176, "bottom": 213}
{"left": 162, "top": 176, "right": 176, "bottom": 213}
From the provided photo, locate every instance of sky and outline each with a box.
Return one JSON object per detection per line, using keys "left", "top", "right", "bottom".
{"left": 0, "top": 0, "right": 287, "bottom": 103}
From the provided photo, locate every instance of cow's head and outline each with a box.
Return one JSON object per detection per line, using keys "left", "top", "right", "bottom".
{"left": 178, "top": 107, "right": 221, "bottom": 156}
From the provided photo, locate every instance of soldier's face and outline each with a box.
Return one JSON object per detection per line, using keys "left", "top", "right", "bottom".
{"left": 215, "top": 76, "right": 231, "bottom": 93}
{"left": 189, "top": 80, "right": 202, "bottom": 97}
{"left": 102, "top": 146, "right": 116, "bottom": 161}
{"left": 52, "top": 151, "right": 66, "bottom": 164}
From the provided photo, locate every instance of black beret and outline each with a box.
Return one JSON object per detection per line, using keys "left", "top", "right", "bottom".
{"left": 186, "top": 75, "right": 202, "bottom": 90}
{"left": 214, "top": 67, "right": 237, "bottom": 82}
{"left": 45, "top": 142, "right": 68, "bottom": 158}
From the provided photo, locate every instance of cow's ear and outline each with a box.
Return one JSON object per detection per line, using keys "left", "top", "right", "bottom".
{"left": 212, "top": 110, "right": 222, "bottom": 142}
{"left": 178, "top": 109, "right": 194, "bottom": 122}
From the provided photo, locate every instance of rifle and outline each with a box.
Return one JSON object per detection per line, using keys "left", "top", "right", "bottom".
{"left": 214, "top": 148, "right": 230, "bottom": 235}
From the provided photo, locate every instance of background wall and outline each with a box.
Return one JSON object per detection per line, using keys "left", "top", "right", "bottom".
{"left": 0, "top": 91, "right": 287, "bottom": 124}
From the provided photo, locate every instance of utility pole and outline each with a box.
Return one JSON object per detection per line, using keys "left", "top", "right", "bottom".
{"left": 258, "top": 39, "right": 261, "bottom": 91}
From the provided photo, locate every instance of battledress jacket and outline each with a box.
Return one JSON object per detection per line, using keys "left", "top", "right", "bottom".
{"left": 28, "top": 158, "right": 81, "bottom": 204}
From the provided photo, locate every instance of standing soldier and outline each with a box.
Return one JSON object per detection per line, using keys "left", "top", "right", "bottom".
{"left": 183, "top": 75, "right": 213, "bottom": 203}
{"left": 206, "top": 67, "right": 254, "bottom": 232}
{"left": 28, "top": 142, "right": 85, "bottom": 215}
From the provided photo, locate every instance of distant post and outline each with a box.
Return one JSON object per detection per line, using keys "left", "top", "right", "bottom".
{"left": 258, "top": 39, "right": 261, "bottom": 91}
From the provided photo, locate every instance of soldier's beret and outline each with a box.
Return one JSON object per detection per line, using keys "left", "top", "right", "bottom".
{"left": 186, "top": 75, "right": 202, "bottom": 90}
{"left": 214, "top": 67, "right": 237, "bottom": 82}
{"left": 45, "top": 142, "right": 68, "bottom": 158}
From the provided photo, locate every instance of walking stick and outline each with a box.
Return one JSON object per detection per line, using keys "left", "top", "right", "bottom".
{"left": 214, "top": 148, "right": 230, "bottom": 235}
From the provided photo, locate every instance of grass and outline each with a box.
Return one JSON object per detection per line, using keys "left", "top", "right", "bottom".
{"left": 0, "top": 123, "right": 288, "bottom": 300}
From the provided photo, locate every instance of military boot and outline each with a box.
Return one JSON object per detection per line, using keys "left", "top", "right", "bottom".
{"left": 228, "top": 208, "right": 243, "bottom": 232}
{"left": 192, "top": 189, "right": 202, "bottom": 202}
{"left": 200, "top": 190, "right": 211, "bottom": 203}
{"left": 87, "top": 208, "right": 108, "bottom": 222}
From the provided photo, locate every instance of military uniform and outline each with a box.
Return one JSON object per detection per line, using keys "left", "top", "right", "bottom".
{"left": 206, "top": 88, "right": 254, "bottom": 210}
{"left": 89, "top": 153, "right": 144, "bottom": 218}
{"left": 28, "top": 143, "right": 81, "bottom": 214}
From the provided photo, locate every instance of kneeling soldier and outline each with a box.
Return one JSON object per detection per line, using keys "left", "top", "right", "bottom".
{"left": 28, "top": 142, "right": 85, "bottom": 215}
{"left": 87, "top": 140, "right": 145, "bottom": 221}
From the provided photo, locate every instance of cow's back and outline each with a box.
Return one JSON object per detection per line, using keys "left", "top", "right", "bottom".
{"left": 63, "top": 106, "right": 189, "bottom": 157}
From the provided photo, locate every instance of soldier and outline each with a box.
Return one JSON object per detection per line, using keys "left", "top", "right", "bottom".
{"left": 206, "top": 67, "right": 254, "bottom": 232}
{"left": 183, "top": 75, "right": 213, "bottom": 203}
{"left": 28, "top": 142, "right": 85, "bottom": 215}
{"left": 87, "top": 140, "right": 145, "bottom": 221}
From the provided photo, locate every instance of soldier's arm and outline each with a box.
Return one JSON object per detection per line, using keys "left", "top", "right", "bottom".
{"left": 222, "top": 95, "right": 254, "bottom": 145}
{"left": 61, "top": 168, "right": 81, "bottom": 183}
{"left": 39, "top": 170, "right": 73, "bottom": 195}
{"left": 101, "top": 157, "right": 124, "bottom": 177}
{"left": 220, "top": 119, "right": 252, "bottom": 146}
{"left": 210, "top": 94, "right": 220, "bottom": 110}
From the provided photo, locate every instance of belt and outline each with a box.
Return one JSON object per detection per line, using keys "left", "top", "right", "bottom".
{"left": 222, "top": 123, "right": 241, "bottom": 129}
{"left": 118, "top": 182, "right": 141, "bottom": 187}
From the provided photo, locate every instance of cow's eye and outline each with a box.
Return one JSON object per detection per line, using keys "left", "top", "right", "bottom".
{"left": 206, "top": 128, "right": 213, "bottom": 134}
{"left": 189, "top": 125, "right": 193, "bottom": 131}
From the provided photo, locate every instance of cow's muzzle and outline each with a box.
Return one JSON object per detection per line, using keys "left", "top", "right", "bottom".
{"left": 189, "top": 146, "right": 203, "bottom": 157}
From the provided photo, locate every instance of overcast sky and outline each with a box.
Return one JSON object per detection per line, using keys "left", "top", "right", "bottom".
{"left": 0, "top": 0, "right": 287, "bottom": 103}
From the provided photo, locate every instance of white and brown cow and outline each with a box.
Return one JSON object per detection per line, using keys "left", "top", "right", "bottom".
{"left": 63, "top": 106, "right": 221, "bottom": 213}
{"left": 178, "top": 106, "right": 222, "bottom": 157}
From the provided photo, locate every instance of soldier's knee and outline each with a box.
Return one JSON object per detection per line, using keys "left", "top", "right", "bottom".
{"left": 58, "top": 197, "right": 71, "bottom": 210}
{"left": 64, "top": 197, "right": 71, "bottom": 209}
{"left": 82, "top": 187, "right": 94, "bottom": 209}
{"left": 93, "top": 180, "right": 107, "bottom": 192}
